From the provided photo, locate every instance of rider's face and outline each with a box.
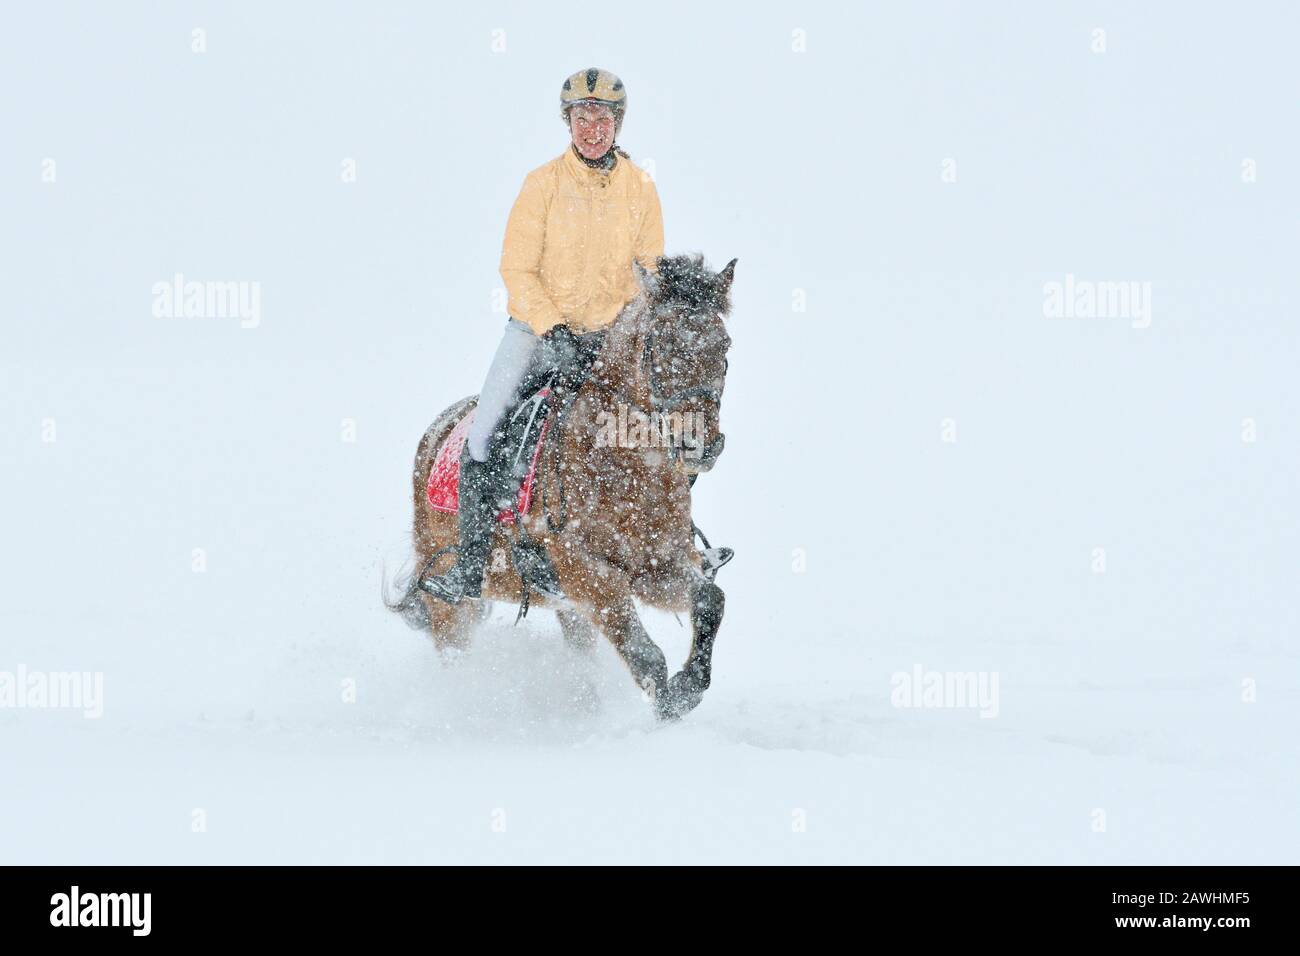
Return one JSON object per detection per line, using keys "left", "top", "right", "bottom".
{"left": 569, "top": 105, "right": 616, "bottom": 159}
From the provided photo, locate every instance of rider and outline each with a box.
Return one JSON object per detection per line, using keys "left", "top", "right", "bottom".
{"left": 420, "top": 67, "right": 667, "bottom": 604}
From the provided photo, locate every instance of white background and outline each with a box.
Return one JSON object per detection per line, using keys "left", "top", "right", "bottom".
{"left": 2, "top": 1, "right": 1296, "bottom": 863}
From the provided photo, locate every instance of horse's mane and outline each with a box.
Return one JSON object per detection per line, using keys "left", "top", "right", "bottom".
{"left": 650, "top": 254, "right": 733, "bottom": 317}
{"left": 593, "top": 254, "right": 732, "bottom": 399}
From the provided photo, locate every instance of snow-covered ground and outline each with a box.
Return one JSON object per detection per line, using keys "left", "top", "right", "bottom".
{"left": 3, "top": 3, "right": 1297, "bottom": 864}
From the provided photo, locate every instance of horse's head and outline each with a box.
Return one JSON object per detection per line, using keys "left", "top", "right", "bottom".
{"left": 632, "top": 253, "right": 736, "bottom": 472}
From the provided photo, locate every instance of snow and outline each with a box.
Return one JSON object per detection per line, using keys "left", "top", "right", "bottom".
{"left": 3, "top": 3, "right": 1298, "bottom": 864}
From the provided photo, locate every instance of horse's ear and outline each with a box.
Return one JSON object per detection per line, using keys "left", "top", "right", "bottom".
{"left": 634, "top": 259, "right": 659, "bottom": 294}
{"left": 717, "top": 258, "right": 737, "bottom": 293}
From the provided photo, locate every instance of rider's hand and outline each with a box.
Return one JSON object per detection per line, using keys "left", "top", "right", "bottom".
{"left": 541, "top": 323, "right": 579, "bottom": 362}
{"left": 540, "top": 324, "right": 590, "bottom": 392}
{"left": 542, "top": 323, "right": 577, "bottom": 345}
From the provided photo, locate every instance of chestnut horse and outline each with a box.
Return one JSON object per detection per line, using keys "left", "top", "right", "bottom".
{"left": 389, "top": 254, "right": 735, "bottom": 720}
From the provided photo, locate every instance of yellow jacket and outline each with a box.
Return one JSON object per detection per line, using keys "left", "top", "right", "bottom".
{"left": 500, "top": 147, "right": 664, "bottom": 335}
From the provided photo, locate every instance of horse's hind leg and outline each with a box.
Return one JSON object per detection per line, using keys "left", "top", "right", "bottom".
{"left": 420, "top": 593, "right": 481, "bottom": 656}
{"left": 555, "top": 604, "right": 601, "bottom": 712}
{"left": 658, "top": 580, "right": 725, "bottom": 721}
{"left": 557, "top": 606, "right": 597, "bottom": 654}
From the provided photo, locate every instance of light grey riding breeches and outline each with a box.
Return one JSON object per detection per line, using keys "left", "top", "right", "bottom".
{"left": 466, "top": 318, "right": 539, "bottom": 463}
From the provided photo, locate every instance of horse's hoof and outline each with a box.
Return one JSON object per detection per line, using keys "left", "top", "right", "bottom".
{"left": 655, "top": 672, "right": 705, "bottom": 721}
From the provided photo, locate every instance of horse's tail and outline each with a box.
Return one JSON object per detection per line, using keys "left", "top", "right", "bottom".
{"left": 383, "top": 561, "right": 432, "bottom": 630}
{"left": 384, "top": 394, "right": 478, "bottom": 631}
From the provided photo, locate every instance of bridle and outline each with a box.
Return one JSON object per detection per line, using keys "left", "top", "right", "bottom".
{"left": 640, "top": 313, "right": 727, "bottom": 468}
{"left": 643, "top": 323, "right": 725, "bottom": 412}
{"left": 537, "top": 301, "right": 728, "bottom": 538}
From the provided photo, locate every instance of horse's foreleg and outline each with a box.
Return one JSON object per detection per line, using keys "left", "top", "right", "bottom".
{"left": 559, "top": 550, "right": 672, "bottom": 707}
{"left": 612, "top": 600, "right": 669, "bottom": 700}
{"left": 658, "top": 580, "right": 725, "bottom": 721}
{"left": 578, "top": 596, "right": 668, "bottom": 700}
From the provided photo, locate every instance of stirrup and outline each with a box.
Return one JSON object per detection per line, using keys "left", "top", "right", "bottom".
{"left": 691, "top": 520, "right": 732, "bottom": 581}
{"left": 418, "top": 573, "right": 464, "bottom": 604}
{"left": 417, "top": 559, "right": 482, "bottom": 605}
{"left": 699, "top": 546, "right": 734, "bottom": 581}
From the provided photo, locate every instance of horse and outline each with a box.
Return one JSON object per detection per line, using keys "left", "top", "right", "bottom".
{"left": 389, "top": 253, "right": 736, "bottom": 720}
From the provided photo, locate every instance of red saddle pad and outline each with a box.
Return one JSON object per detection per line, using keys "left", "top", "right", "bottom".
{"left": 426, "top": 406, "right": 552, "bottom": 524}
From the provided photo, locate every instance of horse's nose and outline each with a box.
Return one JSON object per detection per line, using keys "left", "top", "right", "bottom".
{"left": 694, "top": 433, "right": 726, "bottom": 472}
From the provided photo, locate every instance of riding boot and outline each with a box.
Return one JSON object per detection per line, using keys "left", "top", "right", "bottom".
{"left": 418, "top": 452, "right": 506, "bottom": 603}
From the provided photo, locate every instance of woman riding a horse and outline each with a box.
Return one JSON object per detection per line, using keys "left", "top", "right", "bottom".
{"left": 421, "top": 67, "right": 720, "bottom": 603}
{"left": 399, "top": 67, "right": 735, "bottom": 719}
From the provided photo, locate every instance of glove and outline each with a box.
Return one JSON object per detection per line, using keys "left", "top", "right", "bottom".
{"left": 540, "top": 324, "right": 589, "bottom": 391}
{"left": 541, "top": 322, "right": 580, "bottom": 353}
